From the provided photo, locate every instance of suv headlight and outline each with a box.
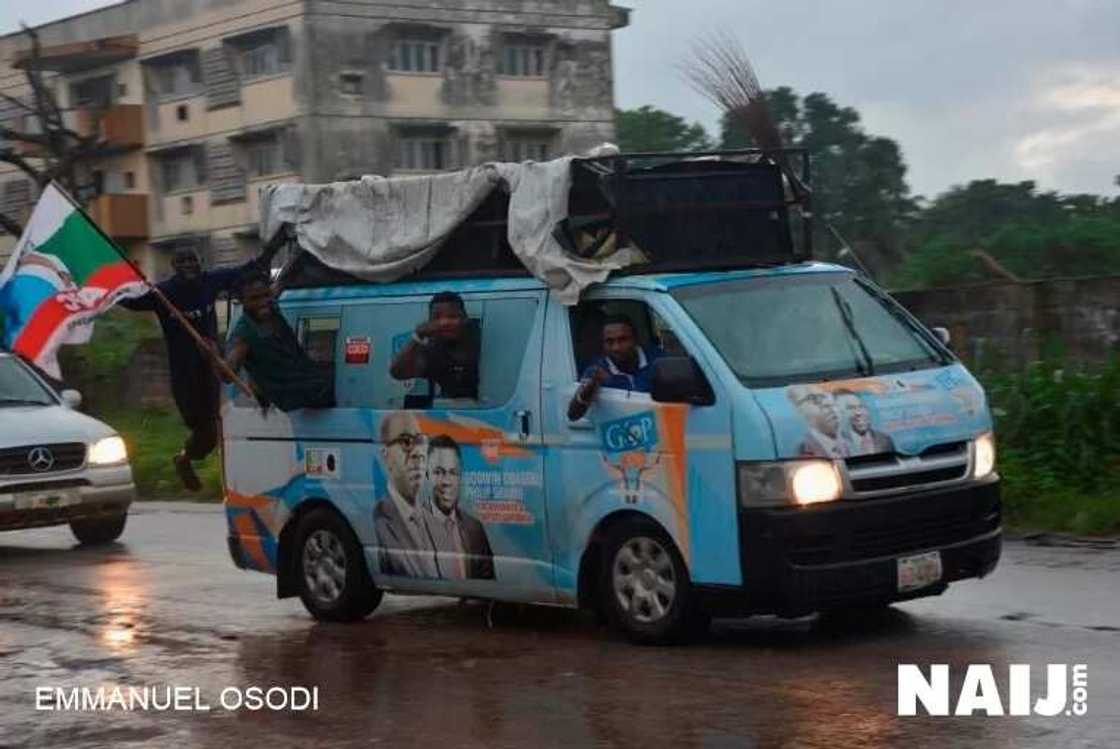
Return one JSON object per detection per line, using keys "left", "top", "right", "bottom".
{"left": 737, "top": 460, "right": 843, "bottom": 508}
{"left": 89, "top": 436, "right": 128, "bottom": 466}
{"left": 973, "top": 432, "right": 996, "bottom": 479}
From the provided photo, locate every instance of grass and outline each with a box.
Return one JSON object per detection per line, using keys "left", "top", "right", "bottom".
{"left": 983, "top": 358, "right": 1120, "bottom": 536}
{"left": 97, "top": 408, "right": 222, "bottom": 501}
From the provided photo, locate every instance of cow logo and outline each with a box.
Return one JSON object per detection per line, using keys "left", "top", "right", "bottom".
{"left": 599, "top": 411, "right": 659, "bottom": 454}
{"left": 28, "top": 446, "right": 55, "bottom": 472}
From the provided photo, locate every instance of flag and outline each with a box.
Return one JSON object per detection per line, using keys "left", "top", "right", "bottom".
{"left": 0, "top": 183, "right": 147, "bottom": 378}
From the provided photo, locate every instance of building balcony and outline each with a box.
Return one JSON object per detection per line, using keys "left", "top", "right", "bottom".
{"left": 75, "top": 104, "right": 145, "bottom": 150}
{"left": 12, "top": 35, "right": 138, "bottom": 73}
{"left": 87, "top": 193, "right": 148, "bottom": 240}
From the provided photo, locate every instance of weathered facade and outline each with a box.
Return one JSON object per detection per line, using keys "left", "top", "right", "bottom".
{"left": 0, "top": 0, "right": 629, "bottom": 277}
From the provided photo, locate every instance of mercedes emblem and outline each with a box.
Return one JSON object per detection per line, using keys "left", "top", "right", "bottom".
{"left": 27, "top": 446, "right": 55, "bottom": 472}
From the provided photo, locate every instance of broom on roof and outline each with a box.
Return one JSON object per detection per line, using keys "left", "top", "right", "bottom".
{"left": 682, "top": 31, "right": 809, "bottom": 199}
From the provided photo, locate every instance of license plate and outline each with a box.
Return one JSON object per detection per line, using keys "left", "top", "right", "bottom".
{"left": 897, "top": 550, "right": 943, "bottom": 592}
{"left": 13, "top": 489, "right": 80, "bottom": 511}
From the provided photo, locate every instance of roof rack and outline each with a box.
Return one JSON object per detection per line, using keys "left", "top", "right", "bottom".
{"left": 279, "top": 147, "right": 812, "bottom": 290}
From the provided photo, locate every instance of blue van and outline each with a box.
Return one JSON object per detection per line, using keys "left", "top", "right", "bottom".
{"left": 222, "top": 152, "right": 1000, "bottom": 643}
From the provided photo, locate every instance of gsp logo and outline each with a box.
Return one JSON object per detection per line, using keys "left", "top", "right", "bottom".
{"left": 600, "top": 411, "right": 658, "bottom": 453}
{"left": 898, "top": 664, "right": 1088, "bottom": 716}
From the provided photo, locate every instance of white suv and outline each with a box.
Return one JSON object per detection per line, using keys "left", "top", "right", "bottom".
{"left": 0, "top": 352, "right": 135, "bottom": 544}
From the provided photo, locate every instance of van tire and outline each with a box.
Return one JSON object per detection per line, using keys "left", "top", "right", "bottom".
{"left": 295, "top": 508, "right": 381, "bottom": 622}
{"left": 600, "top": 517, "right": 702, "bottom": 645}
{"left": 70, "top": 513, "right": 127, "bottom": 545}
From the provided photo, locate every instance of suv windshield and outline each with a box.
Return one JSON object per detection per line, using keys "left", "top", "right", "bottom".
{"left": 673, "top": 272, "right": 948, "bottom": 387}
{"left": 0, "top": 356, "right": 56, "bottom": 406}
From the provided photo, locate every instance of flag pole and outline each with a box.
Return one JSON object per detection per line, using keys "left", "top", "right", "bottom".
{"left": 53, "top": 182, "right": 257, "bottom": 401}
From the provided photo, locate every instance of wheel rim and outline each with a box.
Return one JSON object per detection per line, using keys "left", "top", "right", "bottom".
{"left": 302, "top": 529, "right": 348, "bottom": 608}
{"left": 612, "top": 536, "right": 676, "bottom": 624}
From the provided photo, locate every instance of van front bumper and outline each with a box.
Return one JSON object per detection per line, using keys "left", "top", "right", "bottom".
{"left": 698, "top": 478, "right": 1001, "bottom": 617}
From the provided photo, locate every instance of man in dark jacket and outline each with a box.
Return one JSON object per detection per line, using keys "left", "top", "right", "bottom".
{"left": 120, "top": 245, "right": 276, "bottom": 490}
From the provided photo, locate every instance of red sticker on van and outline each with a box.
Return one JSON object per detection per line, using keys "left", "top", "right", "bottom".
{"left": 345, "top": 337, "right": 371, "bottom": 364}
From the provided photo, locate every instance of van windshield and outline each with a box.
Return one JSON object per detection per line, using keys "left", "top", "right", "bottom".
{"left": 673, "top": 272, "right": 948, "bottom": 387}
{"left": 0, "top": 356, "right": 55, "bottom": 406}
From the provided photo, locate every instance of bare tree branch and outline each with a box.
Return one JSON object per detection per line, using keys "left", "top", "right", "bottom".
{"left": 0, "top": 211, "right": 24, "bottom": 237}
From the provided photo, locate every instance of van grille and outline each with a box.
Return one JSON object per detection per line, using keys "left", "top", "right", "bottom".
{"left": 845, "top": 441, "right": 969, "bottom": 496}
{"left": 0, "top": 443, "right": 87, "bottom": 476}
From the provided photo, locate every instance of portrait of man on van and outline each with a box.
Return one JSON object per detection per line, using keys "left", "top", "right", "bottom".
{"left": 567, "top": 314, "right": 665, "bottom": 421}
{"left": 373, "top": 412, "right": 440, "bottom": 578}
{"left": 426, "top": 434, "right": 495, "bottom": 580}
{"left": 389, "top": 291, "right": 480, "bottom": 402}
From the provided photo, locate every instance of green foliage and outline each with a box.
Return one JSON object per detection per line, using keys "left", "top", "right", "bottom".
{"left": 892, "top": 180, "right": 1120, "bottom": 288}
{"left": 616, "top": 106, "right": 714, "bottom": 153}
{"left": 97, "top": 408, "right": 221, "bottom": 501}
{"left": 984, "top": 358, "right": 1120, "bottom": 534}
{"left": 720, "top": 87, "right": 915, "bottom": 275}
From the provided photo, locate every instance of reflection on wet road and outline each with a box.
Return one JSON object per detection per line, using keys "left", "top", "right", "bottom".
{"left": 1, "top": 503, "right": 1117, "bottom": 748}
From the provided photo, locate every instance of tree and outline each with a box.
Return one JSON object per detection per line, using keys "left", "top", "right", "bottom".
{"left": 0, "top": 25, "right": 112, "bottom": 236}
{"left": 892, "top": 179, "right": 1120, "bottom": 287}
{"left": 615, "top": 106, "right": 714, "bottom": 154}
{"left": 719, "top": 88, "right": 915, "bottom": 276}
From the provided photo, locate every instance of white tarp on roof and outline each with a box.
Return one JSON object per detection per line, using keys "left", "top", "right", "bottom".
{"left": 259, "top": 156, "right": 631, "bottom": 304}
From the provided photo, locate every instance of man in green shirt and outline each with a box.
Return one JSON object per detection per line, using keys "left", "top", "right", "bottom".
{"left": 220, "top": 273, "right": 334, "bottom": 412}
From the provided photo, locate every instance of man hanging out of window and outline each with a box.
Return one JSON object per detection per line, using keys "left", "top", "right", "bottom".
{"left": 389, "top": 291, "right": 480, "bottom": 401}
{"left": 217, "top": 272, "right": 334, "bottom": 412}
{"left": 567, "top": 314, "right": 665, "bottom": 421}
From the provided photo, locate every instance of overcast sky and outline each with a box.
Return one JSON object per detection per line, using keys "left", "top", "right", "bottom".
{"left": 5, "top": 0, "right": 1119, "bottom": 199}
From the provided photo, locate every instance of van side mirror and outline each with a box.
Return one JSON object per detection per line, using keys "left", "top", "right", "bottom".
{"left": 932, "top": 326, "right": 951, "bottom": 347}
{"left": 60, "top": 389, "right": 82, "bottom": 409}
{"left": 651, "top": 357, "right": 714, "bottom": 406}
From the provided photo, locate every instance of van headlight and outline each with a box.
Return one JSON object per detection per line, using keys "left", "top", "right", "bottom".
{"left": 737, "top": 460, "right": 843, "bottom": 508}
{"left": 973, "top": 432, "right": 996, "bottom": 479}
{"left": 89, "top": 436, "right": 128, "bottom": 466}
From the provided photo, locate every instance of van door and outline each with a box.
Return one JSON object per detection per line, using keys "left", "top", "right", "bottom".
{"left": 540, "top": 291, "right": 741, "bottom": 602}
{"left": 338, "top": 290, "right": 554, "bottom": 603}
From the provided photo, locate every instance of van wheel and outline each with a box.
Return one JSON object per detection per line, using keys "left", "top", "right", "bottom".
{"left": 600, "top": 518, "right": 704, "bottom": 645}
{"left": 295, "top": 508, "right": 382, "bottom": 622}
{"left": 70, "top": 513, "right": 127, "bottom": 545}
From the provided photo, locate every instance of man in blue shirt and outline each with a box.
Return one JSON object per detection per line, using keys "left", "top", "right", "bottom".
{"left": 567, "top": 314, "right": 664, "bottom": 421}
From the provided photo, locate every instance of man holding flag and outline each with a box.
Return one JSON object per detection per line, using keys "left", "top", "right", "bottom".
{"left": 117, "top": 244, "right": 278, "bottom": 491}
{"left": 0, "top": 182, "right": 268, "bottom": 492}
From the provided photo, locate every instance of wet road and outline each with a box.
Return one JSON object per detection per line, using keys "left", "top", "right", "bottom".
{"left": 1, "top": 503, "right": 1117, "bottom": 749}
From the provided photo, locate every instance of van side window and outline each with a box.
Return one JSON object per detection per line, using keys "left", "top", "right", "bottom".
{"left": 298, "top": 316, "right": 341, "bottom": 381}
{"left": 337, "top": 295, "right": 538, "bottom": 410}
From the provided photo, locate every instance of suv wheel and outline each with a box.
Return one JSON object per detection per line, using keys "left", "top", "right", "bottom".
{"left": 70, "top": 513, "right": 127, "bottom": 545}
{"left": 601, "top": 518, "right": 706, "bottom": 645}
{"left": 295, "top": 508, "right": 382, "bottom": 622}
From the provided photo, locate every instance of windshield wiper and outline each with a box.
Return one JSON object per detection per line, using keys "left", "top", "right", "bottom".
{"left": 854, "top": 278, "right": 951, "bottom": 365}
{"left": 831, "top": 287, "right": 875, "bottom": 377}
{"left": 0, "top": 398, "right": 52, "bottom": 407}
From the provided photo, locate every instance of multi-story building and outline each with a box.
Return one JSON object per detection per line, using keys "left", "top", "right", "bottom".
{"left": 0, "top": 0, "right": 630, "bottom": 277}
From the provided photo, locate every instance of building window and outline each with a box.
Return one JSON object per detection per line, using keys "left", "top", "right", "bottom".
{"left": 339, "top": 71, "right": 363, "bottom": 95}
{"left": 181, "top": 195, "right": 194, "bottom": 215}
{"left": 150, "top": 53, "right": 202, "bottom": 99}
{"left": 176, "top": 104, "right": 189, "bottom": 122}
{"left": 389, "top": 39, "right": 441, "bottom": 73}
{"left": 70, "top": 75, "right": 114, "bottom": 108}
{"left": 242, "top": 42, "right": 281, "bottom": 78}
{"left": 500, "top": 43, "right": 546, "bottom": 77}
{"left": 246, "top": 137, "right": 283, "bottom": 177}
{"left": 160, "top": 150, "right": 203, "bottom": 192}
{"left": 124, "top": 171, "right": 136, "bottom": 189}
{"left": 503, "top": 134, "right": 553, "bottom": 163}
{"left": 397, "top": 134, "right": 451, "bottom": 171}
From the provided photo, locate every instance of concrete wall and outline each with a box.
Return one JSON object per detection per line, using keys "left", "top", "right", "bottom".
{"left": 893, "top": 276, "right": 1120, "bottom": 369}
